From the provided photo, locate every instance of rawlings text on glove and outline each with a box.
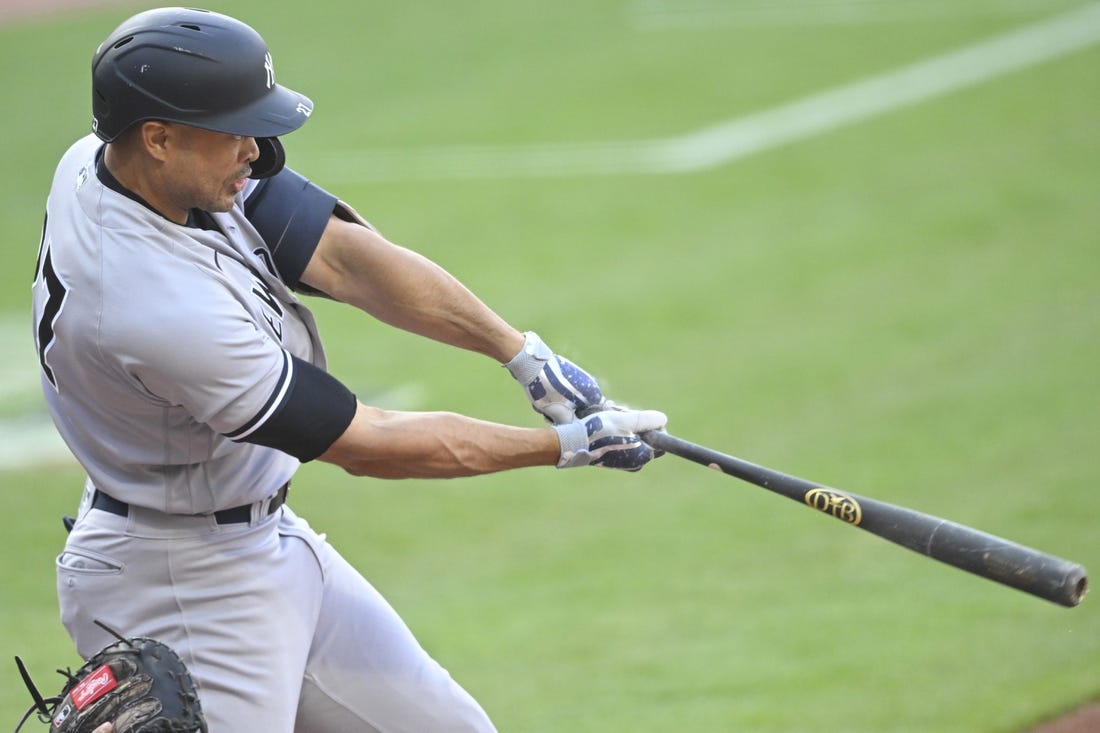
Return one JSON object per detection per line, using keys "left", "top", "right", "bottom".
{"left": 15, "top": 624, "right": 207, "bottom": 733}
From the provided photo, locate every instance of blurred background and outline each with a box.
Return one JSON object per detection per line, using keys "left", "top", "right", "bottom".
{"left": 2, "top": 1, "right": 1097, "bottom": 730}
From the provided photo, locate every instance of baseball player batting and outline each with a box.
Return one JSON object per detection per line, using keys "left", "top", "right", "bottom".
{"left": 31, "top": 7, "right": 666, "bottom": 732}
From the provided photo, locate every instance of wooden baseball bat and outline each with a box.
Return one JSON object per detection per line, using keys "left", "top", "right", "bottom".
{"left": 640, "top": 430, "right": 1087, "bottom": 608}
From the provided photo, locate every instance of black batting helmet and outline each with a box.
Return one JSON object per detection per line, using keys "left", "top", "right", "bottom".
{"left": 91, "top": 7, "right": 312, "bottom": 178}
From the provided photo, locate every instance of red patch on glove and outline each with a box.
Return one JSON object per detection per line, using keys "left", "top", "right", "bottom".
{"left": 70, "top": 664, "right": 117, "bottom": 710}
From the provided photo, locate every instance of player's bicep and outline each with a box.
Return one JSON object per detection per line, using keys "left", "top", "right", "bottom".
{"left": 297, "top": 203, "right": 385, "bottom": 302}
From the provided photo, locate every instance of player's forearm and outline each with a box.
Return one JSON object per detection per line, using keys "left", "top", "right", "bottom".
{"left": 353, "top": 247, "right": 521, "bottom": 362}
{"left": 303, "top": 215, "right": 524, "bottom": 362}
{"left": 317, "top": 402, "right": 559, "bottom": 479}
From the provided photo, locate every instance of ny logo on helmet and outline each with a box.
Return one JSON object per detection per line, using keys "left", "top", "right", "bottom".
{"left": 264, "top": 52, "right": 275, "bottom": 89}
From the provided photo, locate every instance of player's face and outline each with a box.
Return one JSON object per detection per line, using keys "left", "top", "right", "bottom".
{"left": 162, "top": 125, "right": 259, "bottom": 214}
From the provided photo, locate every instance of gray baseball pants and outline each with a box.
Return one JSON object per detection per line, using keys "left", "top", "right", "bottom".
{"left": 57, "top": 486, "right": 496, "bottom": 733}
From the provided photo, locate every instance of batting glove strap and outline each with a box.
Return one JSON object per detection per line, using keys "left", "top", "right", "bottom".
{"left": 554, "top": 409, "right": 668, "bottom": 471}
{"left": 504, "top": 332, "right": 606, "bottom": 425}
{"left": 554, "top": 421, "right": 591, "bottom": 468}
{"left": 503, "top": 331, "right": 553, "bottom": 385}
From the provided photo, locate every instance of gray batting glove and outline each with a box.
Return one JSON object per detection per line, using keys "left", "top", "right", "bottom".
{"left": 553, "top": 408, "right": 668, "bottom": 471}
{"left": 504, "top": 331, "right": 606, "bottom": 425}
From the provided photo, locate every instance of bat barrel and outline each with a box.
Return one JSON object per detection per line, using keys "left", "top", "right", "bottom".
{"left": 852, "top": 495, "right": 1090, "bottom": 607}
{"left": 641, "top": 431, "right": 1088, "bottom": 608}
{"left": 909, "top": 517, "right": 1088, "bottom": 608}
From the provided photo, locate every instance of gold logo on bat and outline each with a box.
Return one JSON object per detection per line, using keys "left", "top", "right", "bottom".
{"left": 805, "top": 488, "right": 863, "bottom": 526}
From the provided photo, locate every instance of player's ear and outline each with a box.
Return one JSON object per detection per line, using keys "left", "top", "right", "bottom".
{"left": 138, "top": 121, "right": 172, "bottom": 163}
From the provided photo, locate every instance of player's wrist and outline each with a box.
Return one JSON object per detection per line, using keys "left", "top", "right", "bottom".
{"left": 503, "top": 331, "right": 552, "bottom": 384}
{"left": 552, "top": 420, "right": 590, "bottom": 468}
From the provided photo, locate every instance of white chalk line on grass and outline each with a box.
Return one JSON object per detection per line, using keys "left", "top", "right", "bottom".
{"left": 5, "top": 4, "right": 1100, "bottom": 469}
{"left": 316, "top": 2, "right": 1100, "bottom": 183}
{"left": 0, "top": 315, "right": 74, "bottom": 470}
{"left": 0, "top": 416, "right": 72, "bottom": 470}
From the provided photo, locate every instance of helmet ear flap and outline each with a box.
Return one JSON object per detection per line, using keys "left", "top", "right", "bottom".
{"left": 250, "top": 137, "right": 285, "bottom": 179}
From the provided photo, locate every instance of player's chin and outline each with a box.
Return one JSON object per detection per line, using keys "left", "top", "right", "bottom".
{"left": 203, "top": 196, "right": 236, "bottom": 214}
{"left": 205, "top": 186, "right": 243, "bottom": 212}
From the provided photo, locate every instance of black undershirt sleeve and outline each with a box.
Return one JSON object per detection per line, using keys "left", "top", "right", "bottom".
{"left": 241, "top": 355, "right": 357, "bottom": 462}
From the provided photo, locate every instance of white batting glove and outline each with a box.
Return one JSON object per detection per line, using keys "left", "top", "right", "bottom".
{"left": 553, "top": 408, "right": 668, "bottom": 471}
{"left": 504, "top": 331, "right": 606, "bottom": 425}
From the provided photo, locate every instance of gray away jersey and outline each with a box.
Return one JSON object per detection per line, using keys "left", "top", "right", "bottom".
{"left": 32, "top": 134, "right": 344, "bottom": 513}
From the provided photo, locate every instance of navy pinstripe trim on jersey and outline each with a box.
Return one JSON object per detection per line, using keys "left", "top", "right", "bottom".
{"left": 245, "top": 167, "right": 337, "bottom": 290}
{"left": 225, "top": 350, "right": 294, "bottom": 441}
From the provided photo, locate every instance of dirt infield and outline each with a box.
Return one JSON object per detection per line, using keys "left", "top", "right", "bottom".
{"left": 0, "top": 0, "right": 140, "bottom": 25}
{"left": 1027, "top": 702, "right": 1100, "bottom": 733}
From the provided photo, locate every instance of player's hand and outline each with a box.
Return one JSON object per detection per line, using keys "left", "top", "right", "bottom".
{"left": 554, "top": 408, "right": 667, "bottom": 471}
{"left": 93, "top": 724, "right": 113, "bottom": 733}
{"left": 504, "top": 332, "right": 606, "bottom": 424}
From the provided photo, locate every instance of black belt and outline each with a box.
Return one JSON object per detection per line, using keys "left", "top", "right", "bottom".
{"left": 91, "top": 483, "right": 289, "bottom": 525}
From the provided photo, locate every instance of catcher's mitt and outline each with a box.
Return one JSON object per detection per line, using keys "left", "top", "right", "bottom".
{"left": 14, "top": 622, "right": 207, "bottom": 733}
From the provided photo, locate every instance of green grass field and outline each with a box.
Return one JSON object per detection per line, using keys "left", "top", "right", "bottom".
{"left": 2, "top": 1, "right": 1098, "bottom": 730}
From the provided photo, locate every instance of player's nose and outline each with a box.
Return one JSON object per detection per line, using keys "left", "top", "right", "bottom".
{"left": 241, "top": 136, "right": 260, "bottom": 164}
